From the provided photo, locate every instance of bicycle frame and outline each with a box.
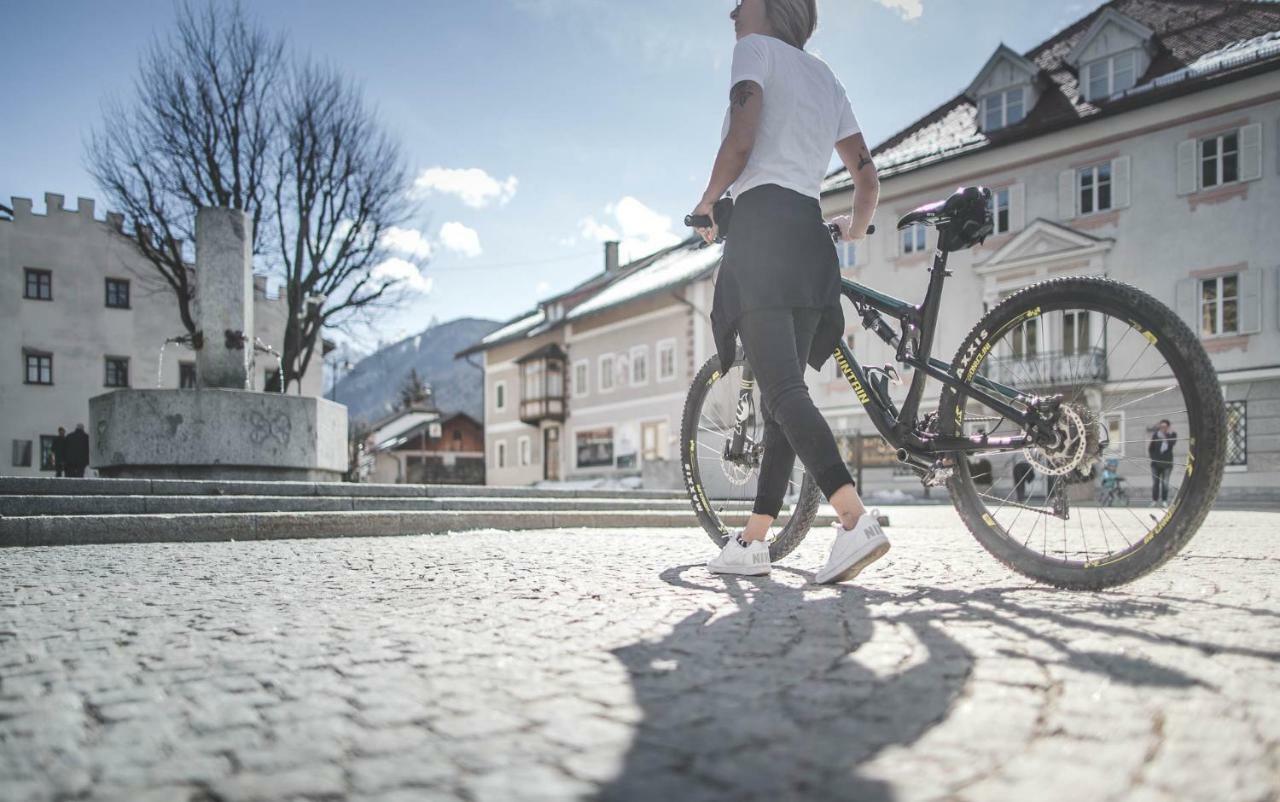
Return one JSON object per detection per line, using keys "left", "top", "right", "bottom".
{"left": 732, "top": 244, "right": 1052, "bottom": 474}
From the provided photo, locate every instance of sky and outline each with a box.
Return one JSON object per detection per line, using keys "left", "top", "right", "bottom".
{"left": 1, "top": 0, "right": 1108, "bottom": 355}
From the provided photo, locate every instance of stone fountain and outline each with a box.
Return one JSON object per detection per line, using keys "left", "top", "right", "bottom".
{"left": 90, "top": 208, "right": 348, "bottom": 481}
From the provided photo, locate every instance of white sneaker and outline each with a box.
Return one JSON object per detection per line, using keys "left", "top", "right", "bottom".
{"left": 708, "top": 533, "right": 771, "bottom": 577}
{"left": 815, "top": 514, "right": 890, "bottom": 585}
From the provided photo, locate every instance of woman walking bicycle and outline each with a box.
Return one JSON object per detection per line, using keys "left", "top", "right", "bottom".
{"left": 691, "top": 0, "right": 885, "bottom": 583}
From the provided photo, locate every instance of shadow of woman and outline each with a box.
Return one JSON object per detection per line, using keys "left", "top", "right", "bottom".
{"left": 595, "top": 564, "right": 1244, "bottom": 802}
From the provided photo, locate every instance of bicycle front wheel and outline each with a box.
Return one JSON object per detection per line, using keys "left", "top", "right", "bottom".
{"left": 679, "top": 352, "right": 823, "bottom": 561}
{"left": 938, "top": 277, "right": 1226, "bottom": 590}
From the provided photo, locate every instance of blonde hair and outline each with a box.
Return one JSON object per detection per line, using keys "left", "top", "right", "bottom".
{"left": 765, "top": 0, "right": 818, "bottom": 50}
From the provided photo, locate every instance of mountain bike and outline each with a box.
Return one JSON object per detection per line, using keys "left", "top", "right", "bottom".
{"left": 680, "top": 186, "right": 1225, "bottom": 590}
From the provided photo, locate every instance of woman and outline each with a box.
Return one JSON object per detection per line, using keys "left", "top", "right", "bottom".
{"left": 692, "top": 0, "right": 885, "bottom": 583}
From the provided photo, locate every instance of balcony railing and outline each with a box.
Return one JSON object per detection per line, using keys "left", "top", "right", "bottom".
{"left": 983, "top": 347, "right": 1107, "bottom": 390}
{"left": 519, "top": 395, "right": 567, "bottom": 425}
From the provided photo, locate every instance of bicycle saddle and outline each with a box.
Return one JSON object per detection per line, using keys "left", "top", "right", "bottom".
{"left": 896, "top": 186, "right": 994, "bottom": 252}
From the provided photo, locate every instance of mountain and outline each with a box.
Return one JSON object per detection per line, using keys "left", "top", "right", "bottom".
{"left": 332, "top": 317, "right": 502, "bottom": 426}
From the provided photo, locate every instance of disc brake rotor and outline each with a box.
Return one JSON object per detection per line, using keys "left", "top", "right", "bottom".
{"left": 1024, "top": 404, "right": 1090, "bottom": 477}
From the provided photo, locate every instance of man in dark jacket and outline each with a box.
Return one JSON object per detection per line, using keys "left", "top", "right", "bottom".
{"left": 1148, "top": 419, "right": 1177, "bottom": 506}
{"left": 64, "top": 423, "right": 90, "bottom": 478}
{"left": 52, "top": 426, "right": 67, "bottom": 477}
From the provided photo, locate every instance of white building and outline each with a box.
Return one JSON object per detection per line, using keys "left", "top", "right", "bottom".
{"left": 818, "top": 0, "right": 1280, "bottom": 500}
{"left": 0, "top": 192, "right": 324, "bottom": 476}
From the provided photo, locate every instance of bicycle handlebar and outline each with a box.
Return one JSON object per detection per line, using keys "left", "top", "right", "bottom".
{"left": 683, "top": 214, "right": 875, "bottom": 241}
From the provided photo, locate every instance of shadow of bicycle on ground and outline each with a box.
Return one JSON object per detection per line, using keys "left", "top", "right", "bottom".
{"left": 596, "top": 565, "right": 1277, "bottom": 802}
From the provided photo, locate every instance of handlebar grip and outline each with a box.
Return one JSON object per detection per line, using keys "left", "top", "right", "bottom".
{"left": 828, "top": 223, "right": 877, "bottom": 240}
{"left": 685, "top": 214, "right": 713, "bottom": 228}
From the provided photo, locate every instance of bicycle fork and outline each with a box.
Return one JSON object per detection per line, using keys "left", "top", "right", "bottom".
{"left": 724, "top": 363, "right": 758, "bottom": 465}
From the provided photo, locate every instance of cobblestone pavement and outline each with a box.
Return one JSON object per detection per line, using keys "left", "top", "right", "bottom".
{"left": 2, "top": 506, "right": 1278, "bottom": 802}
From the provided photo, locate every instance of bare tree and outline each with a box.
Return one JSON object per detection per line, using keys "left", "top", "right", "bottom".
{"left": 85, "top": 0, "right": 284, "bottom": 335}
{"left": 86, "top": 1, "right": 422, "bottom": 392}
{"left": 398, "top": 369, "right": 430, "bottom": 411}
{"left": 272, "top": 60, "right": 418, "bottom": 393}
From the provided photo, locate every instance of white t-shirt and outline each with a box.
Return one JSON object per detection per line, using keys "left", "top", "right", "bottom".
{"left": 720, "top": 33, "right": 861, "bottom": 200}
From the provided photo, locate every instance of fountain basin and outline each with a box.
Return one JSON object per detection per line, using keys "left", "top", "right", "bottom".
{"left": 90, "top": 389, "right": 348, "bottom": 481}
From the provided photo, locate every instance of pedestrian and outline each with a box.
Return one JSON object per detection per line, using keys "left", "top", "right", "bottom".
{"left": 1013, "top": 460, "right": 1035, "bottom": 503}
{"left": 695, "top": 0, "right": 887, "bottom": 583}
{"left": 1148, "top": 419, "right": 1177, "bottom": 506}
{"left": 64, "top": 423, "right": 90, "bottom": 478}
{"left": 52, "top": 426, "right": 67, "bottom": 477}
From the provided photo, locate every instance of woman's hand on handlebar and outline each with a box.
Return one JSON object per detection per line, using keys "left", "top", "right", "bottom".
{"left": 828, "top": 214, "right": 866, "bottom": 242}
{"left": 688, "top": 199, "right": 718, "bottom": 245}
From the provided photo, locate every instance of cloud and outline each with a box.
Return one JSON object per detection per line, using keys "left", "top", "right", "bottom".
{"left": 412, "top": 167, "right": 518, "bottom": 208}
{"left": 372, "top": 257, "right": 434, "bottom": 294}
{"left": 380, "top": 226, "right": 433, "bottom": 260}
{"left": 876, "top": 0, "right": 924, "bottom": 20}
{"left": 439, "top": 222, "right": 483, "bottom": 258}
{"left": 578, "top": 196, "right": 681, "bottom": 263}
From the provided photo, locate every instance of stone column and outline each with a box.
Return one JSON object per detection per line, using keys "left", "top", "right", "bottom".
{"left": 194, "top": 207, "right": 254, "bottom": 389}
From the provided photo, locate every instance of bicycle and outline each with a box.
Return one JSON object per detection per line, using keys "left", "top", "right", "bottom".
{"left": 680, "top": 186, "right": 1225, "bottom": 590}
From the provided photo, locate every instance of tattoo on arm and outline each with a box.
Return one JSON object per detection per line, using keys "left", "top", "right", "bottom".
{"left": 857, "top": 149, "right": 874, "bottom": 171}
{"left": 729, "top": 81, "right": 757, "bottom": 110}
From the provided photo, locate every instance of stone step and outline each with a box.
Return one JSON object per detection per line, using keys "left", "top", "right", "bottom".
{"left": 0, "top": 476, "right": 685, "bottom": 500}
{"left": 0, "top": 509, "right": 838, "bottom": 547}
{"left": 0, "top": 494, "right": 761, "bottom": 517}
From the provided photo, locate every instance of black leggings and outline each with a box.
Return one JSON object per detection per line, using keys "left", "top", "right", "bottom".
{"left": 737, "top": 306, "right": 855, "bottom": 518}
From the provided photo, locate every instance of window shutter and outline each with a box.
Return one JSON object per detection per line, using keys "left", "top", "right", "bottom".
{"left": 1111, "top": 155, "right": 1131, "bottom": 209}
{"left": 1174, "top": 278, "right": 1199, "bottom": 333}
{"left": 1239, "top": 269, "right": 1263, "bottom": 335}
{"left": 1009, "top": 183, "right": 1026, "bottom": 231}
{"left": 1239, "top": 122, "right": 1263, "bottom": 182}
{"left": 1176, "top": 139, "right": 1198, "bottom": 196}
{"left": 1058, "top": 170, "right": 1076, "bottom": 220}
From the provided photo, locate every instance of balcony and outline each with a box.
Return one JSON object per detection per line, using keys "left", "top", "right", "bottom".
{"left": 516, "top": 343, "right": 568, "bottom": 425}
{"left": 983, "top": 347, "right": 1107, "bottom": 390}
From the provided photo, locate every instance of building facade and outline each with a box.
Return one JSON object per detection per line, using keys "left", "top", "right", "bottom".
{"left": 1, "top": 192, "right": 323, "bottom": 477}
{"left": 818, "top": 1, "right": 1280, "bottom": 500}
{"left": 461, "top": 0, "right": 1279, "bottom": 501}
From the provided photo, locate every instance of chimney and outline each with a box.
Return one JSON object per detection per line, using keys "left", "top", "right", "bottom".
{"left": 44, "top": 192, "right": 65, "bottom": 214}
{"left": 604, "top": 241, "right": 620, "bottom": 274}
{"left": 77, "top": 197, "right": 95, "bottom": 218}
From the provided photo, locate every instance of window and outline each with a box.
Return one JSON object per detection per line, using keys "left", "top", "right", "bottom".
{"left": 576, "top": 427, "right": 614, "bottom": 469}
{"left": 428, "top": 422, "right": 442, "bottom": 439}
{"left": 1225, "top": 401, "right": 1247, "bottom": 467}
{"left": 11, "top": 439, "right": 33, "bottom": 468}
{"left": 1083, "top": 51, "right": 1137, "bottom": 102}
{"left": 641, "top": 420, "right": 670, "bottom": 462}
{"left": 980, "top": 88, "right": 1025, "bottom": 131}
{"left": 599, "top": 354, "right": 615, "bottom": 393}
{"left": 657, "top": 340, "right": 677, "bottom": 382}
{"left": 40, "top": 435, "right": 58, "bottom": 471}
{"left": 1200, "top": 132, "right": 1240, "bottom": 189}
{"left": 1199, "top": 274, "right": 1239, "bottom": 337}
{"left": 901, "top": 223, "right": 927, "bottom": 255}
{"left": 572, "top": 360, "right": 588, "bottom": 397}
{"left": 1078, "top": 163, "right": 1113, "bottom": 215}
{"left": 1010, "top": 318, "right": 1038, "bottom": 359}
{"left": 836, "top": 239, "right": 858, "bottom": 269}
{"left": 105, "top": 278, "right": 130, "bottom": 309}
{"left": 24, "top": 268, "right": 51, "bottom": 301}
{"left": 104, "top": 357, "right": 130, "bottom": 388}
{"left": 1062, "top": 311, "right": 1091, "bottom": 355}
{"left": 494, "top": 380, "right": 506, "bottom": 411}
{"left": 494, "top": 440, "right": 507, "bottom": 469}
{"left": 179, "top": 361, "right": 197, "bottom": 389}
{"left": 518, "top": 436, "right": 531, "bottom": 467}
{"left": 24, "top": 352, "right": 53, "bottom": 385}
{"left": 630, "top": 346, "right": 648, "bottom": 386}
{"left": 989, "top": 188, "right": 1011, "bottom": 235}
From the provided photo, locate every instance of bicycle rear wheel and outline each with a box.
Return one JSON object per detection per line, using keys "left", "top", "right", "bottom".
{"left": 679, "top": 352, "right": 823, "bottom": 561}
{"left": 939, "top": 277, "right": 1226, "bottom": 590}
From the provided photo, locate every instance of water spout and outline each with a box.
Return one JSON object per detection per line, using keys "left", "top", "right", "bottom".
{"left": 254, "top": 338, "right": 285, "bottom": 394}
{"left": 157, "top": 334, "right": 195, "bottom": 388}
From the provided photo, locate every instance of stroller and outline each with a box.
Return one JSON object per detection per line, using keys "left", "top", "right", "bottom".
{"left": 1096, "top": 458, "right": 1129, "bottom": 507}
